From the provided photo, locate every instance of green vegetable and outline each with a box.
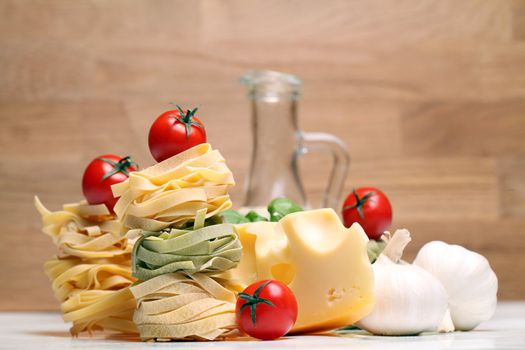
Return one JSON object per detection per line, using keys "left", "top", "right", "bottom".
{"left": 220, "top": 209, "right": 250, "bottom": 224}
{"left": 245, "top": 211, "right": 268, "bottom": 222}
{"left": 367, "top": 239, "right": 387, "bottom": 263}
{"left": 220, "top": 198, "right": 304, "bottom": 224}
{"left": 267, "top": 198, "right": 303, "bottom": 222}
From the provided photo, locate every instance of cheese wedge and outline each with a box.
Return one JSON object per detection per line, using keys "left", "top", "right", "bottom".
{"left": 220, "top": 208, "right": 374, "bottom": 333}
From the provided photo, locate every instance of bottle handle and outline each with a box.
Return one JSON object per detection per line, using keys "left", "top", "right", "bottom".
{"left": 298, "top": 132, "right": 350, "bottom": 210}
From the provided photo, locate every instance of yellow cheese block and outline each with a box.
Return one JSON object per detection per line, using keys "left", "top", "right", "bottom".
{"left": 221, "top": 208, "right": 374, "bottom": 333}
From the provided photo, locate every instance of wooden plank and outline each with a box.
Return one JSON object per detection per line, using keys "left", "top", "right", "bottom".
{"left": 199, "top": 0, "right": 512, "bottom": 44}
{"left": 300, "top": 98, "right": 403, "bottom": 160}
{"left": 0, "top": 1, "right": 522, "bottom": 103}
{"left": 0, "top": 1, "right": 512, "bottom": 45}
{"left": 513, "top": 0, "right": 525, "bottom": 40}
{"left": 498, "top": 157, "right": 525, "bottom": 219}
{"left": 0, "top": 102, "right": 140, "bottom": 162}
{"left": 302, "top": 157, "right": 500, "bottom": 220}
{"left": 2, "top": 41, "right": 525, "bottom": 102}
{"left": 401, "top": 100, "right": 525, "bottom": 157}
{"left": 0, "top": 0, "right": 201, "bottom": 45}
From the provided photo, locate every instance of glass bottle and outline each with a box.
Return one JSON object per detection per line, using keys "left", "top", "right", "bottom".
{"left": 241, "top": 70, "right": 350, "bottom": 211}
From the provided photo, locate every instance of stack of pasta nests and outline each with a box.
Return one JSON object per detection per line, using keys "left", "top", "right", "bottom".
{"left": 35, "top": 197, "right": 137, "bottom": 335}
{"left": 112, "top": 143, "right": 243, "bottom": 341}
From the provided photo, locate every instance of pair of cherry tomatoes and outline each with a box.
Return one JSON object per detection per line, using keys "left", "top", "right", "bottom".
{"left": 82, "top": 104, "right": 206, "bottom": 212}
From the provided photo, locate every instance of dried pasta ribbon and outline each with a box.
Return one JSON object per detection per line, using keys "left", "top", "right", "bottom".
{"left": 132, "top": 224, "right": 242, "bottom": 281}
{"left": 35, "top": 197, "right": 130, "bottom": 259}
{"left": 130, "top": 273, "right": 238, "bottom": 341}
{"left": 65, "top": 287, "right": 137, "bottom": 335}
{"left": 111, "top": 143, "right": 235, "bottom": 231}
{"left": 36, "top": 197, "right": 137, "bottom": 335}
{"left": 45, "top": 258, "right": 134, "bottom": 301}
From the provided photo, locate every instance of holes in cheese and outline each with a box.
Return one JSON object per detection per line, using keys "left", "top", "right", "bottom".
{"left": 218, "top": 208, "right": 374, "bottom": 334}
{"left": 271, "top": 263, "right": 296, "bottom": 285}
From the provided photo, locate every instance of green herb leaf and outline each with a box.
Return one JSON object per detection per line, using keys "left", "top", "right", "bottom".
{"left": 245, "top": 210, "right": 269, "bottom": 222}
{"left": 220, "top": 210, "right": 250, "bottom": 224}
{"left": 267, "top": 198, "right": 303, "bottom": 222}
{"left": 367, "top": 239, "right": 387, "bottom": 263}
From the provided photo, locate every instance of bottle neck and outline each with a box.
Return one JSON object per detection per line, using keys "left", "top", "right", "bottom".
{"left": 250, "top": 96, "right": 298, "bottom": 155}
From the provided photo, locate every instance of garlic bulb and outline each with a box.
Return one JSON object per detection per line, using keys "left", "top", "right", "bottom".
{"left": 413, "top": 241, "right": 498, "bottom": 331}
{"left": 357, "top": 229, "right": 448, "bottom": 335}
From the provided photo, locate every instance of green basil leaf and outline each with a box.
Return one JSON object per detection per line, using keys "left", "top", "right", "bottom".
{"left": 267, "top": 198, "right": 303, "bottom": 222}
{"left": 220, "top": 209, "right": 250, "bottom": 224}
{"left": 245, "top": 211, "right": 269, "bottom": 222}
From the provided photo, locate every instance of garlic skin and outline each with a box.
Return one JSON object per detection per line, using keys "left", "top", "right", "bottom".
{"left": 356, "top": 230, "right": 448, "bottom": 336}
{"left": 413, "top": 241, "right": 498, "bottom": 331}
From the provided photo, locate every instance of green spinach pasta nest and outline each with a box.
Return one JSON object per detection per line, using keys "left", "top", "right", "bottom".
{"left": 132, "top": 222, "right": 242, "bottom": 281}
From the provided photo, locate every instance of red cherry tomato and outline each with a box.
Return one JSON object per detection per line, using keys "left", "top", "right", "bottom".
{"left": 342, "top": 187, "right": 393, "bottom": 240}
{"left": 148, "top": 104, "right": 206, "bottom": 162}
{"left": 236, "top": 280, "right": 298, "bottom": 340}
{"left": 82, "top": 155, "right": 137, "bottom": 213}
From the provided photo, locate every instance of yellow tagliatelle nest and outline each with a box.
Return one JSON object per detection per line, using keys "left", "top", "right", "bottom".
{"left": 131, "top": 273, "right": 239, "bottom": 341}
{"left": 35, "top": 197, "right": 137, "bottom": 335}
{"left": 111, "top": 143, "right": 235, "bottom": 232}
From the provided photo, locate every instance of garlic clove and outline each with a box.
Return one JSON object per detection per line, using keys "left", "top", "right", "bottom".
{"left": 356, "top": 230, "right": 448, "bottom": 336}
{"left": 414, "top": 241, "right": 498, "bottom": 331}
{"left": 438, "top": 309, "right": 455, "bottom": 333}
{"left": 357, "top": 262, "right": 448, "bottom": 335}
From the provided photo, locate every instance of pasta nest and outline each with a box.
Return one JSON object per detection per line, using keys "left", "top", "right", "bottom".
{"left": 131, "top": 273, "right": 239, "bottom": 341}
{"left": 111, "top": 143, "right": 235, "bottom": 232}
{"left": 35, "top": 197, "right": 137, "bottom": 335}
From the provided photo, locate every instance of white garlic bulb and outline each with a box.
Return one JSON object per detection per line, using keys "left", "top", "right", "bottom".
{"left": 413, "top": 241, "right": 498, "bottom": 331}
{"left": 357, "top": 230, "right": 448, "bottom": 335}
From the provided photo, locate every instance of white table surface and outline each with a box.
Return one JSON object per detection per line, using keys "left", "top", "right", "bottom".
{"left": 1, "top": 302, "right": 524, "bottom": 350}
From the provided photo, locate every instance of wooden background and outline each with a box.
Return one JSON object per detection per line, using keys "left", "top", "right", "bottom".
{"left": 1, "top": 0, "right": 524, "bottom": 310}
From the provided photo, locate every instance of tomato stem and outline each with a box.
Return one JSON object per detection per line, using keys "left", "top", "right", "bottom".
{"left": 98, "top": 156, "right": 138, "bottom": 182}
{"left": 238, "top": 280, "right": 275, "bottom": 326}
{"left": 343, "top": 189, "right": 375, "bottom": 220}
{"left": 169, "top": 102, "right": 204, "bottom": 140}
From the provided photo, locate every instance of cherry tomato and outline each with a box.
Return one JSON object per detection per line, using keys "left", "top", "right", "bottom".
{"left": 342, "top": 187, "right": 393, "bottom": 240}
{"left": 148, "top": 104, "right": 206, "bottom": 162}
{"left": 82, "top": 154, "right": 137, "bottom": 213}
{"left": 236, "top": 280, "right": 298, "bottom": 340}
